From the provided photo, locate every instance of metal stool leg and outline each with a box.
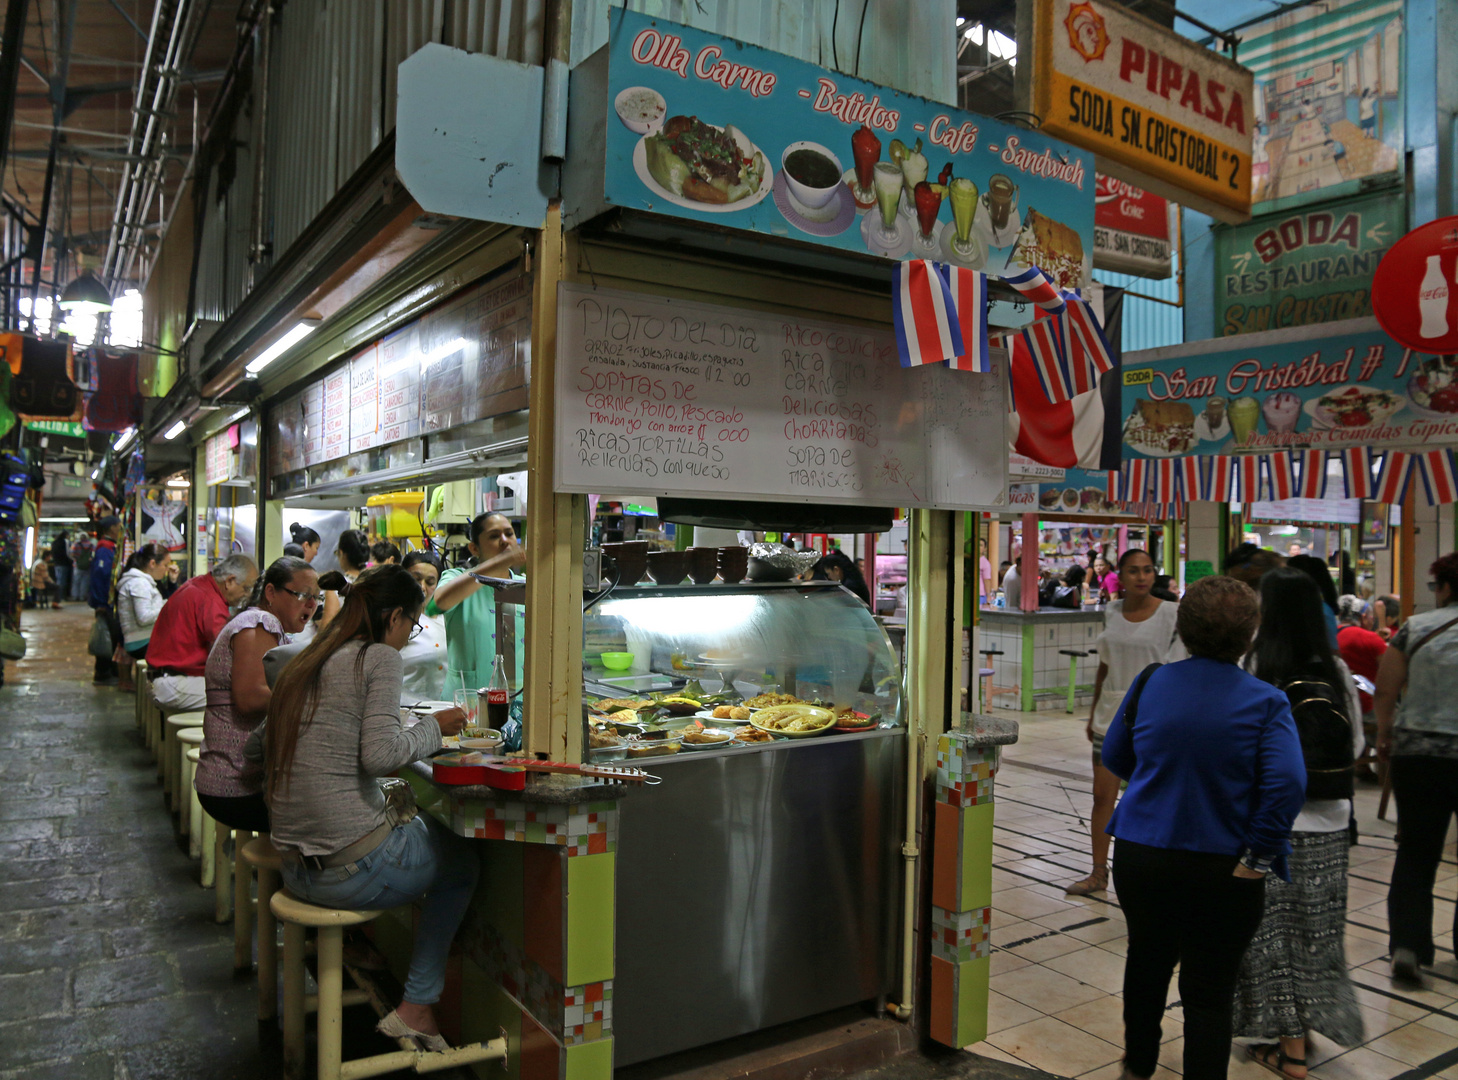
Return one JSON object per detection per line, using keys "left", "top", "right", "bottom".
{"left": 233, "top": 830, "right": 254, "bottom": 969}
{"left": 256, "top": 863, "right": 280, "bottom": 1020}
{"left": 215, "top": 821, "right": 233, "bottom": 922}
{"left": 1066, "top": 653, "right": 1079, "bottom": 714}
{"left": 282, "top": 919, "right": 307, "bottom": 1080}
{"left": 316, "top": 925, "right": 345, "bottom": 1080}
{"left": 198, "top": 805, "right": 216, "bottom": 888}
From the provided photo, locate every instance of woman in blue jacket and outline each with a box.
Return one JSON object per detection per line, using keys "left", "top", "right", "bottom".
{"left": 1101, "top": 574, "right": 1307, "bottom": 1080}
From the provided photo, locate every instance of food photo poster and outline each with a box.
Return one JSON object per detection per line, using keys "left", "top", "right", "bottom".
{"left": 604, "top": 9, "right": 1094, "bottom": 286}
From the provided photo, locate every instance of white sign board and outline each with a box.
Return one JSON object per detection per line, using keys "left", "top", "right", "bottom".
{"left": 554, "top": 284, "right": 1008, "bottom": 510}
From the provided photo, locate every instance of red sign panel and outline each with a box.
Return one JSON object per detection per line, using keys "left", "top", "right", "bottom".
{"left": 1372, "top": 216, "right": 1458, "bottom": 355}
{"left": 1093, "top": 174, "right": 1172, "bottom": 278}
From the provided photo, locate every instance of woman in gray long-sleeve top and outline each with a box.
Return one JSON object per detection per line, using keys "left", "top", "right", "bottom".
{"left": 256, "top": 565, "right": 472, "bottom": 1053}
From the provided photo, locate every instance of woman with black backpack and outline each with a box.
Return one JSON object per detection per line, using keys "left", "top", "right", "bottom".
{"left": 1233, "top": 567, "right": 1365, "bottom": 1079}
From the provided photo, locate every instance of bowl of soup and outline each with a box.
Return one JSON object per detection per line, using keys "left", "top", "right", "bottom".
{"left": 780, "top": 141, "right": 843, "bottom": 210}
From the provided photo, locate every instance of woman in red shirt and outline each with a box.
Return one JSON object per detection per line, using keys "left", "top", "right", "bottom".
{"left": 1337, "top": 595, "right": 1386, "bottom": 763}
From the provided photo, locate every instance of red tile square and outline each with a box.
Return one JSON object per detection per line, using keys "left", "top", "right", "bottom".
{"left": 587, "top": 832, "right": 607, "bottom": 855}
{"left": 931, "top": 802, "right": 960, "bottom": 911}
{"left": 929, "top": 956, "right": 955, "bottom": 1047}
{"left": 527, "top": 811, "right": 537, "bottom": 822}
{"left": 484, "top": 820, "right": 507, "bottom": 841}
{"left": 585, "top": 983, "right": 603, "bottom": 1003}
{"left": 522, "top": 846, "right": 564, "bottom": 981}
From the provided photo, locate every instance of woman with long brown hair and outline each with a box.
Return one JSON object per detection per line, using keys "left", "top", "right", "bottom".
{"left": 250, "top": 565, "right": 471, "bottom": 1052}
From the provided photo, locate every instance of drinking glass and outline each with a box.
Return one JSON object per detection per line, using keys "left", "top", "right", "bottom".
{"left": 454, "top": 686, "right": 479, "bottom": 727}
{"left": 872, "top": 162, "right": 903, "bottom": 239}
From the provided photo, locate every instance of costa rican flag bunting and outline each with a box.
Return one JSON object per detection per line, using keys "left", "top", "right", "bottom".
{"left": 892, "top": 260, "right": 963, "bottom": 368}
{"left": 1340, "top": 447, "right": 1373, "bottom": 498}
{"left": 1062, "top": 296, "right": 1116, "bottom": 376}
{"left": 1124, "top": 458, "right": 1149, "bottom": 503}
{"left": 1001, "top": 266, "right": 1066, "bottom": 314}
{"left": 1417, "top": 449, "right": 1458, "bottom": 505}
{"left": 1177, "top": 457, "right": 1200, "bottom": 502}
{"left": 1298, "top": 450, "right": 1328, "bottom": 500}
{"left": 1268, "top": 452, "right": 1295, "bottom": 501}
{"left": 1020, "top": 315, "right": 1075, "bottom": 403}
{"left": 937, "top": 264, "right": 991, "bottom": 372}
{"left": 1238, "top": 455, "right": 1264, "bottom": 502}
{"left": 1106, "top": 470, "right": 1123, "bottom": 501}
{"left": 1374, "top": 451, "right": 1413, "bottom": 505}
{"left": 1153, "top": 459, "right": 1177, "bottom": 504}
{"left": 1203, "top": 456, "right": 1233, "bottom": 502}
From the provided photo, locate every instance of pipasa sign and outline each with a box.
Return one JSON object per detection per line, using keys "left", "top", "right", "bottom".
{"left": 1093, "top": 174, "right": 1171, "bottom": 277}
{"left": 1028, "top": 0, "right": 1255, "bottom": 223}
{"left": 1217, "top": 191, "right": 1401, "bottom": 336}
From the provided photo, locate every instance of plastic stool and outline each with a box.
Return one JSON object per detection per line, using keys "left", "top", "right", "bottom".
{"left": 242, "top": 838, "right": 284, "bottom": 1020}
{"left": 177, "top": 729, "right": 205, "bottom": 848}
{"left": 186, "top": 748, "right": 215, "bottom": 887}
{"left": 163, "top": 711, "right": 204, "bottom": 805}
{"left": 272, "top": 889, "right": 507, "bottom": 1080}
{"left": 1059, "top": 648, "right": 1094, "bottom": 714}
{"left": 980, "top": 648, "right": 1012, "bottom": 708}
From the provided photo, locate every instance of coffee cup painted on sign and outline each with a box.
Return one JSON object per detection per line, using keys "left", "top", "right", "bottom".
{"left": 987, "top": 173, "right": 1018, "bottom": 232}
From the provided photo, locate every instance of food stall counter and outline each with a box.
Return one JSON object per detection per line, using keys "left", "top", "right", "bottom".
{"left": 978, "top": 605, "right": 1106, "bottom": 713}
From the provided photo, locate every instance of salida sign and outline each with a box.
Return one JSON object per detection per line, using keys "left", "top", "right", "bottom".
{"left": 1217, "top": 192, "right": 1401, "bottom": 336}
{"left": 1028, "top": 0, "right": 1255, "bottom": 223}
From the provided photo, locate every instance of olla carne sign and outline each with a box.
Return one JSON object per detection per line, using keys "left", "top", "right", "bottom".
{"left": 1029, "top": 0, "right": 1255, "bottom": 223}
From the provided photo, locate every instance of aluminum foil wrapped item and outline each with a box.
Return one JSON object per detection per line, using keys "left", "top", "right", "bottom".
{"left": 747, "top": 543, "right": 822, "bottom": 581}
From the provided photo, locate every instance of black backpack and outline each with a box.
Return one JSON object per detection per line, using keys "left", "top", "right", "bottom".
{"left": 1281, "top": 677, "right": 1354, "bottom": 801}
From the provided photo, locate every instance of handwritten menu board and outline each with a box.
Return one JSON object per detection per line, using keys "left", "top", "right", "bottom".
{"left": 378, "top": 332, "right": 421, "bottom": 444}
{"left": 322, "top": 369, "right": 349, "bottom": 461}
{"left": 349, "top": 347, "right": 380, "bottom": 453}
{"left": 270, "top": 391, "right": 305, "bottom": 475}
{"left": 554, "top": 283, "right": 1008, "bottom": 510}
{"left": 300, "top": 382, "right": 325, "bottom": 466}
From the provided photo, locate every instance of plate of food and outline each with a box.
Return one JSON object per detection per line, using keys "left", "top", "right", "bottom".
{"left": 1005, "top": 208, "right": 1086, "bottom": 291}
{"left": 1080, "top": 487, "right": 1109, "bottom": 514}
{"left": 680, "top": 727, "right": 737, "bottom": 750}
{"left": 832, "top": 708, "right": 879, "bottom": 732}
{"left": 697, "top": 705, "right": 753, "bottom": 723}
{"left": 1059, "top": 487, "right": 1080, "bottom": 511}
{"left": 614, "top": 86, "right": 666, "bottom": 136}
{"left": 633, "top": 115, "right": 771, "bottom": 213}
{"left": 750, "top": 704, "right": 836, "bottom": 738}
{"left": 1407, "top": 358, "right": 1458, "bottom": 420}
{"left": 1039, "top": 487, "right": 1060, "bottom": 510}
{"left": 1304, "top": 385, "right": 1404, "bottom": 429}
{"left": 1122, "top": 398, "right": 1197, "bottom": 457}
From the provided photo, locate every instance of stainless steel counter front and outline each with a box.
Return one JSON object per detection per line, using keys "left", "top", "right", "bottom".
{"left": 612, "top": 728, "right": 905, "bottom": 1066}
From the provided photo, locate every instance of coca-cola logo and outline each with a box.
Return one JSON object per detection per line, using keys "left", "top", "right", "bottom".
{"left": 1095, "top": 176, "right": 1147, "bottom": 203}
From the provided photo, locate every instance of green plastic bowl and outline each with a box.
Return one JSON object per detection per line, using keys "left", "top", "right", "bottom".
{"left": 600, "top": 652, "right": 635, "bottom": 671}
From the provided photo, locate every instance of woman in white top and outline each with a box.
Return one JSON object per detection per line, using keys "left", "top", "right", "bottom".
{"left": 318, "top": 528, "right": 369, "bottom": 631}
{"left": 1068, "top": 548, "right": 1186, "bottom": 896}
{"left": 1234, "top": 567, "right": 1366, "bottom": 1076}
{"left": 116, "top": 542, "right": 173, "bottom": 658}
{"left": 399, "top": 550, "right": 449, "bottom": 703}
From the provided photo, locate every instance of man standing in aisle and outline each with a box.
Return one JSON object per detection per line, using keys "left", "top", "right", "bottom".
{"left": 88, "top": 517, "right": 123, "bottom": 684}
{"left": 146, "top": 554, "right": 257, "bottom": 711}
{"left": 50, "top": 531, "right": 72, "bottom": 608}
{"left": 430, "top": 512, "right": 526, "bottom": 693}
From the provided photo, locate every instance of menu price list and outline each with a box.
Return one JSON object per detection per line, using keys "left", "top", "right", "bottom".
{"left": 556, "top": 284, "right": 1006, "bottom": 510}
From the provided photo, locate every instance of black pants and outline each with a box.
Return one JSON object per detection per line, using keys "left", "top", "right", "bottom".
{"left": 1388, "top": 755, "right": 1458, "bottom": 964}
{"left": 197, "top": 792, "right": 271, "bottom": 834}
{"left": 1114, "top": 841, "right": 1266, "bottom": 1080}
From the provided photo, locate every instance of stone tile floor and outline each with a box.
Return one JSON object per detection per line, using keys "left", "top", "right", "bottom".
{"left": 971, "top": 705, "right": 1458, "bottom": 1079}
{"left": 0, "top": 603, "right": 472, "bottom": 1079}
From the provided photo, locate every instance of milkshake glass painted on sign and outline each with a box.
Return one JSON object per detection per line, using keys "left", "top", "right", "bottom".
{"left": 1228, "top": 396, "right": 1261, "bottom": 446}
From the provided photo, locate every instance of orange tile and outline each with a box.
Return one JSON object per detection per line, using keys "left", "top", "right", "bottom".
{"left": 932, "top": 802, "right": 961, "bottom": 911}
{"left": 519, "top": 1010, "right": 561, "bottom": 1080}
{"left": 930, "top": 955, "right": 956, "bottom": 1047}
{"left": 523, "top": 846, "right": 564, "bottom": 981}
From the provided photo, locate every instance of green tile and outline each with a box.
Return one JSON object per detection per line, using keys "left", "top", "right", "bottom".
{"left": 525, "top": 821, "right": 548, "bottom": 845}
{"left": 406, "top": 769, "right": 449, "bottom": 821}
{"left": 478, "top": 840, "right": 525, "bottom": 948}
{"left": 565, "top": 852, "right": 615, "bottom": 986}
{"left": 563, "top": 1036, "right": 613, "bottom": 1080}
{"left": 461, "top": 957, "right": 521, "bottom": 1080}
{"left": 955, "top": 955, "right": 991, "bottom": 1046}
{"left": 959, "top": 802, "right": 994, "bottom": 911}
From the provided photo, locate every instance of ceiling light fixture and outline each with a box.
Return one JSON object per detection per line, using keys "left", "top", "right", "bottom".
{"left": 163, "top": 419, "right": 188, "bottom": 440}
{"left": 113, "top": 427, "right": 136, "bottom": 452}
{"left": 246, "top": 319, "right": 321, "bottom": 375}
{"left": 165, "top": 478, "right": 190, "bottom": 488}
{"left": 229, "top": 407, "right": 250, "bottom": 423}
{"left": 57, "top": 271, "right": 114, "bottom": 313}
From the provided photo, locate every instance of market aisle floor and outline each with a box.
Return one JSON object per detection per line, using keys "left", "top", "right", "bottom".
{"left": 974, "top": 707, "right": 1458, "bottom": 1080}
{"left": 0, "top": 604, "right": 473, "bottom": 1080}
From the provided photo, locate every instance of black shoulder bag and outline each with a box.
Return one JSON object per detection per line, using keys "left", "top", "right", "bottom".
{"left": 1121, "top": 663, "right": 1163, "bottom": 731}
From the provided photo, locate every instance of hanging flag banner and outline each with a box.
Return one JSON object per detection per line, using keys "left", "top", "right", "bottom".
{"left": 1025, "top": 0, "right": 1255, "bottom": 223}
{"left": 602, "top": 9, "right": 1095, "bottom": 287}
{"left": 1120, "top": 317, "right": 1458, "bottom": 459}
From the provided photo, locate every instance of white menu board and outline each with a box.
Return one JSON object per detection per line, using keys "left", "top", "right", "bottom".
{"left": 300, "top": 383, "right": 325, "bottom": 466}
{"left": 349, "top": 346, "right": 380, "bottom": 453}
{"left": 322, "top": 369, "right": 349, "bottom": 461}
{"left": 378, "top": 326, "right": 421, "bottom": 444}
{"left": 554, "top": 284, "right": 1008, "bottom": 510}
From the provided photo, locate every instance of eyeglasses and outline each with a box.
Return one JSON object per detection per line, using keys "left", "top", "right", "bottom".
{"left": 281, "top": 586, "right": 325, "bottom": 605}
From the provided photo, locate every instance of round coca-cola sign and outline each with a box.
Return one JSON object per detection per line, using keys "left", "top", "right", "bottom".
{"left": 1372, "top": 216, "right": 1458, "bottom": 354}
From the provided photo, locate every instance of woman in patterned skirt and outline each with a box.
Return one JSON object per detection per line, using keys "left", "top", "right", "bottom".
{"left": 1234, "top": 568, "right": 1365, "bottom": 1078}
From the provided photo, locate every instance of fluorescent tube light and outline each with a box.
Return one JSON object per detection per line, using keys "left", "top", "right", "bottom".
{"left": 246, "top": 320, "right": 320, "bottom": 375}
{"left": 164, "top": 419, "right": 188, "bottom": 440}
{"left": 114, "top": 427, "right": 136, "bottom": 452}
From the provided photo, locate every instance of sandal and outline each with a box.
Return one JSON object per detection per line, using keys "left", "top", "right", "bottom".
{"left": 1065, "top": 867, "right": 1108, "bottom": 896}
{"left": 1249, "top": 1043, "right": 1307, "bottom": 1079}
{"left": 377, "top": 1009, "right": 449, "bottom": 1053}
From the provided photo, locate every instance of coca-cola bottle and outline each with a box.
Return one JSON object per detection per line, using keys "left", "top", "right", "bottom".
{"left": 1419, "top": 254, "right": 1450, "bottom": 339}
{"left": 486, "top": 655, "right": 510, "bottom": 729}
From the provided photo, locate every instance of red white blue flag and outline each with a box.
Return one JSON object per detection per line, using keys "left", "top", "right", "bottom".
{"left": 1153, "top": 459, "right": 1177, "bottom": 504}
{"left": 1124, "top": 458, "right": 1149, "bottom": 504}
{"left": 1002, "top": 265, "right": 1066, "bottom": 314}
{"left": 892, "top": 260, "right": 962, "bottom": 367}
{"left": 1298, "top": 450, "right": 1327, "bottom": 499}
{"left": 1268, "top": 452, "right": 1295, "bottom": 501}
{"left": 1019, "top": 313, "right": 1075, "bottom": 404}
{"left": 1177, "top": 456, "right": 1201, "bottom": 503}
{"left": 1340, "top": 447, "right": 1373, "bottom": 498}
{"left": 1417, "top": 449, "right": 1458, "bottom": 505}
{"left": 1374, "top": 451, "right": 1413, "bottom": 505}
{"left": 1238, "top": 455, "right": 1264, "bottom": 502}
{"left": 937, "top": 264, "right": 991, "bottom": 372}
{"left": 1107, "top": 470, "right": 1123, "bottom": 501}
{"left": 1062, "top": 295, "right": 1116, "bottom": 378}
{"left": 1203, "top": 455, "right": 1233, "bottom": 502}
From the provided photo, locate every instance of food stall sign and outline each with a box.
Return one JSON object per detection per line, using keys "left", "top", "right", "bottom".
{"left": 555, "top": 282, "right": 1009, "bottom": 511}
{"left": 1371, "top": 216, "right": 1458, "bottom": 356}
{"left": 1093, "top": 174, "right": 1171, "bottom": 278}
{"left": 1119, "top": 316, "right": 1458, "bottom": 460}
{"left": 1026, "top": 0, "right": 1255, "bottom": 224}
{"left": 204, "top": 430, "right": 231, "bottom": 486}
{"left": 1216, "top": 191, "right": 1401, "bottom": 337}
{"left": 603, "top": 9, "right": 1094, "bottom": 290}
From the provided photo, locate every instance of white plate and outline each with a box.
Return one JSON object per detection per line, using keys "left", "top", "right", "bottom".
{"left": 631, "top": 130, "right": 773, "bottom": 213}
{"left": 974, "top": 198, "right": 1021, "bottom": 248}
{"left": 1302, "top": 387, "right": 1405, "bottom": 431}
{"left": 860, "top": 206, "right": 910, "bottom": 258}
{"left": 680, "top": 736, "right": 739, "bottom": 751}
{"left": 405, "top": 700, "right": 455, "bottom": 714}
{"left": 939, "top": 219, "right": 988, "bottom": 269}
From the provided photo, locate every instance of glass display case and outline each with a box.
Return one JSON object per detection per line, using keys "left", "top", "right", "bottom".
{"left": 583, "top": 580, "right": 904, "bottom": 734}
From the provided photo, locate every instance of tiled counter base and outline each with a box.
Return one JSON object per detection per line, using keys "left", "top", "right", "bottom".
{"left": 400, "top": 764, "right": 630, "bottom": 1080}
{"left": 977, "top": 608, "right": 1103, "bottom": 713}
{"left": 929, "top": 715, "right": 1019, "bottom": 1049}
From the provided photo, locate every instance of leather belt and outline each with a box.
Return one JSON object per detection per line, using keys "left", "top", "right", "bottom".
{"left": 279, "top": 822, "right": 393, "bottom": 872}
{"left": 148, "top": 667, "right": 191, "bottom": 680}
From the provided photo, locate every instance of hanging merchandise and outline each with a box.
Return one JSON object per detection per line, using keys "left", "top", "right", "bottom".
{"left": 83, "top": 351, "right": 142, "bottom": 432}
{"left": 10, "top": 337, "right": 79, "bottom": 420}
{"left": 140, "top": 494, "right": 186, "bottom": 551}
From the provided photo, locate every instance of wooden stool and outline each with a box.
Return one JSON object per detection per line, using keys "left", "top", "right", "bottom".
{"left": 1060, "top": 647, "right": 1095, "bottom": 714}
{"left": 133, "top": 660, "right": 148, "bottom": 732}
{"left": 186, "top": 748, "right": 215, "bottom": 887}
{"left": 146, "top": 684, "right": 164, "bottom": 756}
{"left": 242, "top": 838, "right": 284, "bottom": 1021}
{"left": 271, "top": 890, "right": 506, "bottom": 1080}
{"left": 213, "top": 821, "right": 243, "bottom": 924}
{"left": 177, "top": 729, "right": 206, "bottom": 849}
{"left": 163, "top": 712, "right": 204, "bottom": 811}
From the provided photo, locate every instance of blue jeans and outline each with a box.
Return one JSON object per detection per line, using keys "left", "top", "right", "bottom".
{"left": 279, "top": 815, "right": 480, "bottom": 1005}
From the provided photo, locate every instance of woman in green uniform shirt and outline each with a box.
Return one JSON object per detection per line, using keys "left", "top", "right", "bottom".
{"left": 429, "top": 512, "right": 527, "bottom": 693}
